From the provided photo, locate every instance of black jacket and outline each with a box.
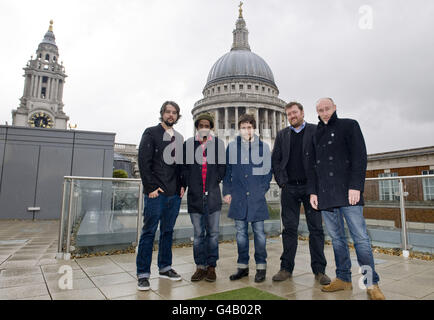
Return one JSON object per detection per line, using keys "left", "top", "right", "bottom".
{"left": 181, "top": 136, "right": 226, "bottom": 214}
{"left": 306, "top": 112, "right": 367, "bottom": 210}
{"left": 138, "top": 123, "right": 184, "bottom": 196}
{"left": 272, "top": 123, "right": 317, "bottom": 188}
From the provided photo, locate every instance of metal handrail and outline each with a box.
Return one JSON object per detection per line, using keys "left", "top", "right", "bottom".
{"left": 366, "top": 174, "right": 434, "bottom": 181}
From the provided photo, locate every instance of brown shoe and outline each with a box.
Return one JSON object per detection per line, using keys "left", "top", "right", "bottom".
{"left": 191, "top": 268, "right": 207, "bottom": 282}
{"left": 205, "top": 266, "right": 217, "bottom": 282}
{"left": 272, "top": 270, "right": 292, "bottom": 281}
{"left": 367, "top": 284, "right": 386, "bottom": 300}
{"left": 321, "top": 278, "right": 353, "bottom": 292}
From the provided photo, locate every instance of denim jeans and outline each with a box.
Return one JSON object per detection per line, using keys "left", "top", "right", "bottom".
{"left": 136, "top": 194, "right": 181, "bottom": 279}
{"left": 234, "top": 220, "right": 267, "bottom": 270}
{"left": 321, "top": 206, "right": 380, "bottom": 285}
{"left": 280, "top": 184, "right": 327, "bottom": 275}
{"left": 189, "top": 203, "right": 220, "bottom": 269}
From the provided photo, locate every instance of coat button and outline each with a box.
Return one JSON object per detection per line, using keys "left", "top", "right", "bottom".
{"left": 329, "top": 156, "right": 333, "bottom": 161}
{"left": 329, "top": 172, "right": 334, "bottom": 177}
{"left": 245, "top": 175, "right": 248, "bottom": 178}
{"left": 317, "top": 160, "right": 321, "bottom": 164}
{"left": 328, "top": 141, "right": 332, "bottom": 145}
{"left": 247, "top": 192, "right": 250, "bottom": 196}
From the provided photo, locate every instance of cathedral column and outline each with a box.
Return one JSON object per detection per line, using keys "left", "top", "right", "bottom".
{"left": 272, "top": 110, "right": 277, "bottom": 137}
{"left": 29, "top": 75, "right": 35, "bottom": 98}
{"left": 235, "top": 107, "right": 239, "bottom": 130}
{"left": 264, "top": 108, "right": 269, "bottom": 137}
{"left": 37, "top": 76, "right": 43, "bottom": 99}
{"left": 32, "top": 76, "right": 38, "bottom": 98}
{"left": 58, "top": 81, "right": 64, "bottom": 102}
{"left": 214, "top": 109, "right": 219, "bottom": 135}
{"left": 278, "top": 112, "right": 282, "bottom": 131}
{"left": 54, "top": 79, "right": 59, "bottom": 102}
{"left": 46, "top": 78, "right": 51, "bottom": 100}
{"left": 224, "top": 107, "right": 229, "bottom": 135}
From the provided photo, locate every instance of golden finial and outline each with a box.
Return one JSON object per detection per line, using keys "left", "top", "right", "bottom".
{"left": 49, "top": 20, "right": 54, "bottom": 32}
{"left": 239, "top": 1, "right": 243, "bottom": 18}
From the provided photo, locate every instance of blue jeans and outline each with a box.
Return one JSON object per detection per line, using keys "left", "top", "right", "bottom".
{"left": 136, "top": 194, "right": 181, "bottom": 279}
{"left": 189, "top": 205, "right": 220, "bottom": 269}
{"left": 321, "top": 206, "right": 380, "bottom": 285}
{"left": 234, "top": 220, "right": 267, "bottom": 270}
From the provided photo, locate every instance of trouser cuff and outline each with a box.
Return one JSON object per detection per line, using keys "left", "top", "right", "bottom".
{"left": 256, "top": 264, "right": 267, "bottom": 270}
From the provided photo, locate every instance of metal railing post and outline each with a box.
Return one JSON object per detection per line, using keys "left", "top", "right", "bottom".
{"left": 56, "top": 179, "right": 68, "bottom": 259}
{"left": 136, "top": 183, "right": 144, "bottom": 252}
{"left": 65, "top": 178, "right": 75, "bottom": 259}
{"left": 398, "top": 178, "right": 410, "bottom": 257}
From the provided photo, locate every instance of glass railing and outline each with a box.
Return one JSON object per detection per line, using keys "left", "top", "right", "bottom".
{"left": 57, "top": 175, "right": 434, "bottom": 259}
{"left": 57, "top": 177, "right": 281, "bottom": 259}
{"left": 363, "top": 175, "right": 434, "bottom": 256}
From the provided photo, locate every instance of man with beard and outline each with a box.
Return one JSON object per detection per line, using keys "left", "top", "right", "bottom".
{"left": 136, "top": 101, "right": 185, "bottom": 291}
{"left": 271, "top": 102, "right": 330, "bottom": 285}
{"left": 182, "top": 113, "right": 226, "bottom": 283}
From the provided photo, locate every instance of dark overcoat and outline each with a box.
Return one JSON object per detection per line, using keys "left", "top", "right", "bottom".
{"left": 306, "top": 112, "right": 367, "bottom": 211}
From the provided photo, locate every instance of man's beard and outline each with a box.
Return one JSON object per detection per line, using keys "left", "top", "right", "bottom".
{"left": 164, "top": 119, "right": 175, "bottom": 127}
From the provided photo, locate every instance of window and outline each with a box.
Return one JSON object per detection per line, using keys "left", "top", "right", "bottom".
{"left": 217, "top": 87, "right": 220, "bottom": 93}
{"left": 224, "top": 85, "right": 228, "bottom": 91}
{"left": 41, "top": 87, "right": 47, "bottom": 99}
{"left": 231, "top": 84, "right": 235, "bottom": 90}
{"left": 379, "top": 172, "right": 399, "bottom": 201}
{"left": 255, "top": 85, "right": 259, "bottom": 90}
{"left": 422, "top": 170, "right": 434, "bottom": 200}
{"left": 42, "top": 76, "right": 48, "bottom": 83}
{"left": 45, "top": 54, "right": 50, "bottom": 61}
{"left": 239, "top": 84, "right": 244, "bottom": 90}
{"left": 247, "top": 85, "right": 251, "bottom": 90}
{"left": 262, "top": 87, "right": 265, "bottom": 92}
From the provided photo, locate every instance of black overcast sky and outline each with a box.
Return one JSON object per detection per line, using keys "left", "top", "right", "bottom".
{"left": 1, "top": 0, "right": 433, "bottom": 153}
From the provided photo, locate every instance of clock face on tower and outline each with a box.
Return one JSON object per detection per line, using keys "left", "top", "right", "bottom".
{"left": 28, "top": 112, "right": 54, "bottom": 128}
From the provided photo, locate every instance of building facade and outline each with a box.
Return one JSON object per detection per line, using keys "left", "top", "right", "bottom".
{"left": 192, "top": 6, "right": 287, "bottom": 146}
{"left": 12, "top": 21, "right": 69, "bottom": 129}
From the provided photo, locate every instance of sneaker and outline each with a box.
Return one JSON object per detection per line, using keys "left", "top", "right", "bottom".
{"left": 254, "top": 270, "right": 266, "bottom": 283}
{"left": 315, "top": 273, "right": 331, "bottom": 285}
{"left": 137, "top": 278, "right": 150, "bottom": 291}
{"left": 205, "top": 266, "right": 217, "bottom": 282}
{"left": 191, "top": 268, "right": 207, "bottom": 282}
{"left": 229, "top": 268, "right": 249, "bottom": 281}
{"left": 159, "top": 269, "right": 182, "bottom": 281}
{"left": 272, "top": 269, "right": 292, "bottom": 281}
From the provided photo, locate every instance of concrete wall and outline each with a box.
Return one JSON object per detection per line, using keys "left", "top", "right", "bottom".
{"left": 0, "top": 126, "right": 115, "bottom": 220}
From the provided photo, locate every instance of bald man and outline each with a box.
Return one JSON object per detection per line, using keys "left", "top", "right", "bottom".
{"left": 306, "top": 98, "right": 385, "bottom": 300}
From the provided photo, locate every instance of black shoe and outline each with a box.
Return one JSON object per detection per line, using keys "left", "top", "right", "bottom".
{"left": 137, "top": 278, "right": 150, "bottom": 291}
{"left": 229, "top": 268, "right": 249, "bottom": 281}
{"left": 159, "top": 269, "right": 182, "bottom": 281}
{"left": 255, "top": 270, "right": 266, "bottom": 283}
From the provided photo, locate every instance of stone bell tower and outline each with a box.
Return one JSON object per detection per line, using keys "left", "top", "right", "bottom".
{"left": 12, "top": 20, "right": 69, "bottom": 129}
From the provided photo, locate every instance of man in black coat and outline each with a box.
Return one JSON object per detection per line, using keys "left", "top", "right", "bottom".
{"left": 271, "top": 102, "right": 330, "bottom": 285}
{"left": 307, "top": 97, "right": 385, "bottom": 300}
{"left": 182, "top": 112, "right": 226, "bottom": 283}
{"left": 136, "top": 101, "right": 185, "bottom": 291}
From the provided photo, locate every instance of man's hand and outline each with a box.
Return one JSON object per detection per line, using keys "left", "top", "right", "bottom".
{"left": 180, "top": 187, "right": 185, "bottom": 198}
{"left": 224, "top": 195, "right": 232, "bottom": 204}
{"left": 149, "top": 187, "right": 164, "bottom": 199}
{"left": 348, "top": 189, "right": 360, "bottom": 206}
{"left": 310, "top": 194, "right": 318, "bottom": 210}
